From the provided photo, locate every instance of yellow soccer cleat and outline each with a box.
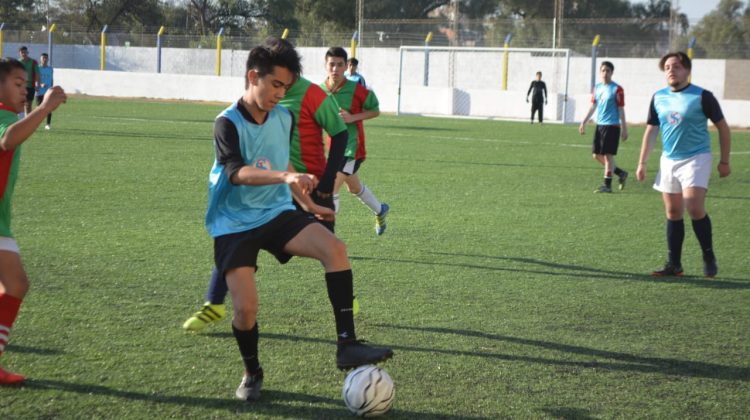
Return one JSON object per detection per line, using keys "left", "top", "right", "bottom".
{"left": 353, "top": 296, "right": 360, "bottom": 315}
{"left": 182, "top": 302, "right": 226, "bottom": 332}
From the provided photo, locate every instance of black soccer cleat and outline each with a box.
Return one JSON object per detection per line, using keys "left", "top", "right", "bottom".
{"left": 651, "top": 262, "right": 684, "bottom": 277}
{"left": 703, "top": 259, "right": 718, "bottom": 278}
{"left": 336, "top": 340, "right": 394, "bottom": 370}
{"left": 618, "top": 171, "right": 629, "bottom": 190}
{"left": 235, "top": 368, "right": 264, "bottom": 401}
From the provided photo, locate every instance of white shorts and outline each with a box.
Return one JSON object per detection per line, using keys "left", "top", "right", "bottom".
{"left": 0, "top": 237, "right": 20, "bottom": 254}
{"left": 653, "top": 153, "right": 712, "bottom": 194}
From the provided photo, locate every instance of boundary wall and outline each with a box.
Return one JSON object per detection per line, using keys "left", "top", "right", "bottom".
{"left": 13, "top": 40, "right": 745, "bottom": 126}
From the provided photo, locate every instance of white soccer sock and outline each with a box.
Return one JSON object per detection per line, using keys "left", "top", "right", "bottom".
{"left": 333, "top": 194, "right": 340, "bottom": 214}
{"left": 355, "top": 185, "right": 382, "bottom": 214}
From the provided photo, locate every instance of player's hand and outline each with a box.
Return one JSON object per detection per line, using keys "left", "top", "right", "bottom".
{"left": 285, "top": 172, "right": 318, "bottom": 195}
{"left": 41, "top": 86, "right": 67, "bottom": 112}
{"left": 718, "top": 161, "right": 731, "bottom": 178}
{"left": 636, "top": 163, "right": 646, "bottom": 182}
{"left": 578, "top": 123, "right": 586, "bottom": 135}
{"left": 339, "top": 109, "right": 355, "bottom": 124}
{"left": 297, "top": 199, "right": 335, "bottom": 222}
{"left": 621, "top": 128, "right": 628, "bottom": 142}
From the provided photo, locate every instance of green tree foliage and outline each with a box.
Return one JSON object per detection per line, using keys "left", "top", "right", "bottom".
{"left": 690, "top": 0, "right": 750, "bottom": 58}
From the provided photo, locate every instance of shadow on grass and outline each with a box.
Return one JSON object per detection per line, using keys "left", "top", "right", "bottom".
{"left": 52, "top": 128, "right": 208, "bottom": 143}
{"left": 199, "top": 331, "right": 750, "bottom": 383}
{"left": 542, "top": 407, "right": 598, "bottom": 420}
{"left": 371, "top": 324, "right": 750, "bottom": 382}
{"left": 23, "top": 378, "right": 480, "bottom": 419}
{"left": 5, "top": 344, "right": 64, "bottom": 356}
{"left": 348, "top": 253, "right": 750, "bottom": 289}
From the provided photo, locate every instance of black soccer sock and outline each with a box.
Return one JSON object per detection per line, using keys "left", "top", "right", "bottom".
{"left": 604, "top": 172, "right": 613, "bottom": 188}
{"left": 666, "top": 219, "right": 685, "bottom": 267}
{"left": 232, "top": 322, "right": 261, "bottom": 374}
{"left": 614, "top": 167, "right": 625, "bottom": 177}
{"left": 691, "top": 215, "right": 715, "bottom": 262}
{"left": 325, "top": 270, "right": 356, "bottom": 342}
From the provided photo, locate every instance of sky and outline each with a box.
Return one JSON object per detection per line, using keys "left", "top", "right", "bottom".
{"left": 632, "top": 0, "right": 723, "bottom": 21}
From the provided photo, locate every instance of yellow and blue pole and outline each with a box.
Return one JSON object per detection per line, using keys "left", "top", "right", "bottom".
{"left": 47, "top": 23, "right": 57, "bottom": 64}
{"left": 351, "top": 31, "right": 358, "bottom": 58}
{"left": 502, "top": 33, "right": 512, "bottom": 90}
{"left": 0, "top": 23, "right": 5, "bottom": 58}
{"left": 156, "top": 26, "right": 165, "bottom": 73}
{"left": 100, "top": 25, "right": 108, "bottom": 71}
{"left": 591, "top": 34, "right": 600, "bottom": 91}
{"left": 216, "top": 27, "right": 224, "bottom": 76}
{"left": 423, "top": 31, "right": 433, "bottom": 86}
{"left": 281, "top": 28, "right": 289, "bottom": 40}
{"left": 687, "top": 37, "right": 696, "bottom": 82}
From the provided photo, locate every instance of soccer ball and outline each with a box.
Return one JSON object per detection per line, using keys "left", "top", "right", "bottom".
{"left": 342, "top": 365, "right": 395, "bottom": 417}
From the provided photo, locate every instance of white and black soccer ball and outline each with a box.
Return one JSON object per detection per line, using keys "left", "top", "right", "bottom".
{"left": 342, "top": 365, "right": 395, "bottom": 417}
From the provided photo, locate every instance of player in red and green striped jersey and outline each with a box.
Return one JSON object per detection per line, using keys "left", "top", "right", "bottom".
{"left": 182, "top": 75, "right": 350, "bottom": 332}
{"left": 0, "top": 58, "right": 66, "bottom": 385}
{"left": 321, "top": 47, "right": 389, "bottom": 236}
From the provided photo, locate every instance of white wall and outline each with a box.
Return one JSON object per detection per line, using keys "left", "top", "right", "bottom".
{"left": 16, "top": 40, "right": 745, "bottom": 126}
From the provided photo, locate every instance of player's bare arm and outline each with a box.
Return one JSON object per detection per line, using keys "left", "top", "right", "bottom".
{"left": 636, "top": 124, "right": 659, "bottom": 181}
{"left": 619, "top": 107, "right": 628, "bottom": 141}
{"left": 715, "top": 118, "right": 731, "bottom": 177}
{"left": 230, "top": 165, "right": 318, "bottom": 194}
{"left": 339, "top": 109, "right": 380, "bottom": 124}
{"left": 1, "top": 86, "right": 66, "bottom": 151}
{"left": 579, "top": 103, "right": 596, "bottom": 135}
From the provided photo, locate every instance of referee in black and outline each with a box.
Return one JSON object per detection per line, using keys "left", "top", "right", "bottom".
{"left": 526, "top": 71, "right": 547, "bottom": 124}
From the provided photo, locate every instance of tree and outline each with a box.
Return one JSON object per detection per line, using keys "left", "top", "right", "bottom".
{"left": 690, "top": 0, "right": 749, "bottom": 58}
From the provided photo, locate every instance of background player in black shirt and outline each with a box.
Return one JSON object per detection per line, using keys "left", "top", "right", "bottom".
{"left": 526, "top": 71, "right": 547, "bottom": 124}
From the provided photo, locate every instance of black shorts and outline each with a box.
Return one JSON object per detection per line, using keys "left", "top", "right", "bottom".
{"left": 26, "top": 87, "right": 35, "bottom": 102}
{"left": 592, "top": 125, "right": 621, "bottom": 155}
{"left": 214, "top": 210, "right": 316, "bottom": 274}
{"left": 340, "top": 158, "right": 364, "bottom": 176}
{"left": 293, "top": 197, "right": 335, "bottom": 233}
{"left": 35, "top": 95, "right": 44, "bottom": 106}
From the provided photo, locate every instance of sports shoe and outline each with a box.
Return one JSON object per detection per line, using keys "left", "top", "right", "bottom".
{"left": 336, "top": 340, "right": 394, "bottom": 370}
{"left": 0, "top": 366, "right": 26, "bottom": 385}
{"left": 594, "top": 185, "right": 612, "bottom": 193}
{"left": 44, "top": 124, "right": 50, "bottom": 130}
{"left": 182, "top": 302, "right": 226, "bottom": 332}
{"left": 618, "top": 171, "right": 629, "bottom": 190}
{"left": 375, "top": 203, "right": 390, "bottom": 236}
{"left": 651, "top": 262, "right": 684, "bottom": 277}
{"left": 703, "top": 259, "right": 718, "bottom": 278}
{"left": 235, "top": 368, "right": 263, "bottom": 401}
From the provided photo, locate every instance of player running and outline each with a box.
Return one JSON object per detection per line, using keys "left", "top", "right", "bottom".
{"left": 0, "top": 58, "right": 66, "bottom": 385}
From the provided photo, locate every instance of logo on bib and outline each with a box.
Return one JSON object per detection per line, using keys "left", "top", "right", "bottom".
{"left": 667, "top": 111, "right": 683, "bottom": 126}
{"left": 254, "top": 158, "right": 271, "bottom": 170}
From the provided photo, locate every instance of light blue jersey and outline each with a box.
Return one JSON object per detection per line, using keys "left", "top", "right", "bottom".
{"left": 345, "top": 72, "right": 366, "bottom": 87}
{"left": 592, "top": 82, "right": 625, "bottom": 126}
{"left": 648, "top": 84, "right": 724, "bottom": 161}
{"left": 205, "top": 102, "right": 295, "bottom": 238}
{"left": 37, "top": 66, "right": 53, "bottom": 96}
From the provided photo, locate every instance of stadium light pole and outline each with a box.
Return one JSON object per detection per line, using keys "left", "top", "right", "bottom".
{"left": 590, "top": 34, "right": 600, "bottom": 92}
{"left": 357, "top": 0, "right": 364, "bottom": 49}
{"left": 281, "top": 28, "right": 289, "bottom": 39}
{"left": 156, "top": 26, "right": 165, "bottom": 73}
{"left": 100, "top": 25, "right": 108, "bottom": 71}
{"left": 687, "top": 36, "right": 696, "bottom": 83}
{"left": 47, "top": 23, "right": 57, "bottom": 65}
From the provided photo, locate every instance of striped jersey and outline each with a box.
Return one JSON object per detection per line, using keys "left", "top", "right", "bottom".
{"left": 647, "top": 84, "right": 724, "bottom": 161}
{"left": 205, "top": 102, "right": 295, "bottom": 238}
{"left": 20, "top": 58, "right": 39, "bottom": 88}
{"left": 321, "top": 79, "right": 379, "bottom": 160}
{"left": 0, "top": 105, "right": 21, "bottom": 238}
{"left": 280, "top": 77, "right": 346, "bottom": 179}
{"left": 591, "top": 82, "right": 624, "bottom": 126}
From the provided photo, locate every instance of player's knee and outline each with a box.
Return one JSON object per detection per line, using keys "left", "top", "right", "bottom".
{"left": 665, "top": 209, "right": 683, "bottom": 220}
{"left": 0, "top": 272, "right": 30, "bottom": 298}
{"left": 329, "top": 237, "right": 348, "bottom": 260}
{"left": 233, "top": 302, "right": 258, "bottom": 329}
{"left": 686, "top": 205, "right": 706, "bottom": 220}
